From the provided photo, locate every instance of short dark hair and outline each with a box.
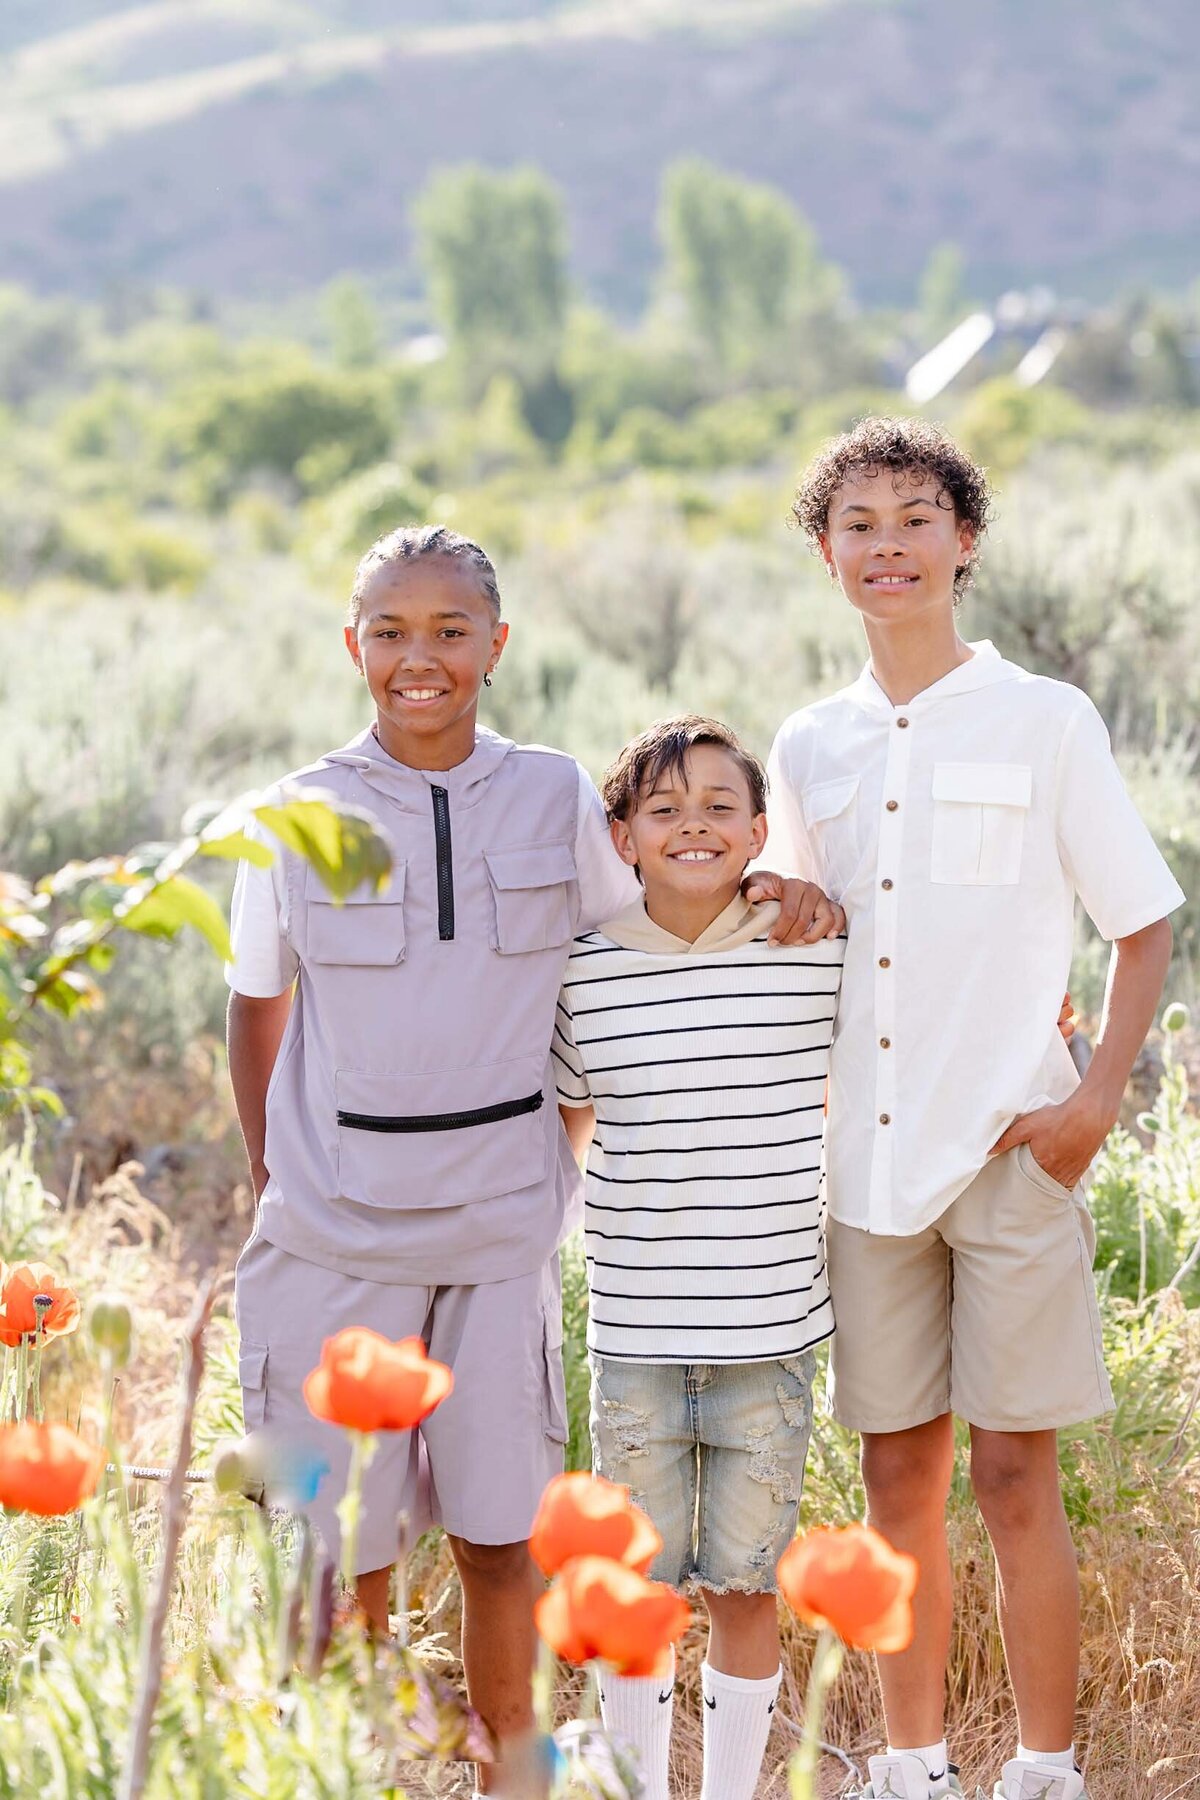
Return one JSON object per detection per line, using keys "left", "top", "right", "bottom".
{"left": 792, "top": 415, "right": 993, "bottom": 601}
{"left": 348, "top": 524, "right": 502, "bottom": 623}
{"left": 602, "top": 715, "right": 768, "bottom": 823}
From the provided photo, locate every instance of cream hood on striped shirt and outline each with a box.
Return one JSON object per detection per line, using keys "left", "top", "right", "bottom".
{"left": 597, "top": 894, "right": 782, "bottom": 956}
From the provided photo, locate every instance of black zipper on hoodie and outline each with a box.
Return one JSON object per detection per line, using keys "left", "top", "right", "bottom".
{"left": 431, "top": 784, "right": 454, "bottom": 940}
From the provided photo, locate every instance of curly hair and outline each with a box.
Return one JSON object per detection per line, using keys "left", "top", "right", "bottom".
{"left": 348, "top": 524, "right": 501, "bottom": 623}
{"left": 602, "top": 714, "right": 767, "bottom": 824}
{"left": 791, "top": 416, "right": 993, "bottom": 602}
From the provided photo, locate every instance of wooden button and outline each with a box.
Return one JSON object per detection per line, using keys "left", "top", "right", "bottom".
{"left": 881, "top": 878, "right": 894, "bottom": 890}
{"left": 897, "top": 717, "right": 910, "bottom": 729}
{"left": 879, "top": 1113, "right": 892, "bottom": 1125}
{"left": 878, "top": 956, "right": 891, "bottom": 968}
{"left": 886, "top": 800, "right": 899, "bottom": 812}
{"left": 880, "top": 1037, "right": 891, "bottom": 1048}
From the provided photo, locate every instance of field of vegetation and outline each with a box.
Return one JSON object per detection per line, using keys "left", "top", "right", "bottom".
{"left": 1, "top": 151, "right": 1199, "bottom": 1797}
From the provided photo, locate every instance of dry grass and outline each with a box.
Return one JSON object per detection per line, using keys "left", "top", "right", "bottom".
{"left": 27, "top": 1037, "right": 1200, "bottom": 1800}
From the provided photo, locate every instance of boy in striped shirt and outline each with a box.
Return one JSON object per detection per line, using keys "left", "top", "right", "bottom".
{"left": 553, "top": 715, "right": 845, "bottom": 1800}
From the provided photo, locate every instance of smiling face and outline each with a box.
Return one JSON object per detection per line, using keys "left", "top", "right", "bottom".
{"left": 612, "top": 743, "right": 767, "bottom": 919}
{"left": 345, "top": 555, "right": 507, "bottom": 769}
{"left": 821, "top": 467, "right": 975, "bottom": 629}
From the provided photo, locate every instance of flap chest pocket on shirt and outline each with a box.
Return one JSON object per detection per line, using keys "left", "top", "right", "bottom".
{"left": 306, "top": 861, "right": 407, "bottom": 966}
{"left": 484, "top": 842, "right": 576, "bottom": 955}
{"left": 801, "top": 775, "right": 860, "bottom": 899}
{"left": 930, "top": 763, "right": 1031, "bottom": 886}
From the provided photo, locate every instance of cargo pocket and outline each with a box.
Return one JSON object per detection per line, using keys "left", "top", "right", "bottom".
{"left": 484, "top": 843, "right": 576, "bottom": 955}
{"left": 335, "top": 1054, "right": 549, "bottom": 1207}
{"left": 239, "top": 1341, "right": 269, "bottom": 1433}
{"left": 306, "top": 860, "right": 407, "bottom": 965}
{"left": 930, "top": 764, "right": 1031, "bottom": 885}
{"left": 801, "top": 775, "right": 860, "bottom": 900}
{"left": 541, "top": 1270, "right": 569, "bottom": 1446}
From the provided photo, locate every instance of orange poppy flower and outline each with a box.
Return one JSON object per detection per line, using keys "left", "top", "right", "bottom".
{"left": 0, "top": 1262, "right": 81, "bottom": 1348}
{"left": 776, "top": 1523, "right": 918, "bottom": 1653}
{"left": 303, "top": 1329, "right": 453, "bottom": 1434}
{"left": 535, "top": 1554, "right": 691, "bottom": 1677}
{"left": 530, "top": 1472, "right": 663, "bottom": 1578}
{"left": 0, "top": 1421, "right": 103, "bottom": 1516}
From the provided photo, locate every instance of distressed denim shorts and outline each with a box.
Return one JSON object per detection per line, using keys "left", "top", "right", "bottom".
{"left": 589, "top": 1352, "right": 817, "bottom": 1595}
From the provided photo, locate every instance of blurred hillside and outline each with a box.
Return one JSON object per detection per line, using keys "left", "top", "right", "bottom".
{"left": 1, "top": 0, "right": 1197, "bottom": 307}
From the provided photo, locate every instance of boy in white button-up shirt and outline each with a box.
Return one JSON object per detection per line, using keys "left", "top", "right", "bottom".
{"left": 768, "top": 418, "right": 1183, "bottom": 1800}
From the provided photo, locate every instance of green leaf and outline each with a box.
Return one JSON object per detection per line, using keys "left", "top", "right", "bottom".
{"left": 118, "top": 875, "right": 233, "bottom": 961}
{"left": 253, "top": 792, "right": 392, "bottom": 902}
{"left": 27, "top": 1087, "right": 65, "bottom": 1118}
{"left": 198, "top": 831, "right": 274, "bottom": 868}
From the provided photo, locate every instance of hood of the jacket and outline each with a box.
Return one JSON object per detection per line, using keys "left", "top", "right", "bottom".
{"left": 321, "top": 724, "right": 516, "bottom": 813}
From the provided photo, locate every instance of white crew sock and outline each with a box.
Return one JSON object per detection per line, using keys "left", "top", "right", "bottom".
{"left": 888, "top": 1738, "right": 951, "bottom": 1785}
{"left": 598, "top": 1654, "right": 674, "bottom": 1800}
{"left": 1016, "top": 1743, "right": 1076, "bottom": 1771}
{"left": 699, "top": 1661, "right": 783, "bottom": 1800}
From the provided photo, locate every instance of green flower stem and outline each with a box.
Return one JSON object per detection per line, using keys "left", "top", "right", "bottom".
{"left": 789, "top": 1628, "right": 844, "bottom": 1800}
{"left": 30, "top": 1309, "right": 50, "bottom": 1422}
{"left": 335, "top": 1430, "right": 377, "bottom": 1600}
{"left": 532, "top": 1633, "right": 557, "bottom": 1738}
{"left": 13, "top": 1335, "right": 28, "bottom": 1424}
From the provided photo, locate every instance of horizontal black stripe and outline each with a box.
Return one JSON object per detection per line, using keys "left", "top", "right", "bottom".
{"left": 587, "top": 1252, "right": 820, "bottom": 1271}
{"left": 573, "top": 1012, "right": 836, "bottom": 1049}
{"left": 592, "top": 1130, "right": 823, "bottom": 1158}
{"left": 589, "top": 1203, "right": 819, "bottom": 1223}
{"left": 589, "top": 1162, "right": 822, "bottom": 1188}
{"left": 565, "top": 953, "right": 843, "bottom": 989}
{"left": 589, "top": 1321, "right": 836, "bottom": 1364}
{"left": 592, "top": 1100, "right": 824, "bottom": 1129}
{"left": 587, "top": 1073, "right": 827, "bottom": 1101}
{"left": 587, "top": 1223, "right": 815, "bottom": 1242}
{"left": 570, "top": 985, "right": 842, "bottom": 1020}
{"left": 582, "top": 1046, "right": 828, "bottom": 1076}
{"left": 590, "top": 1292, "right": 831, "bottom": 1333}
{"left": 589, "top": 1280, "right": 819, "bottom": 1302}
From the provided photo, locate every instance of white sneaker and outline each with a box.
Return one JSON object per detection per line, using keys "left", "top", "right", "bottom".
{"left": 862, "top": 1752, "right": 964, "bottom": 1797}
{"left": 991, "top": 1759, "right": 1088, "bottom": 1800}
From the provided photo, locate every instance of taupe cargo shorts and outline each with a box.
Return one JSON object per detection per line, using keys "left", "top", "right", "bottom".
{"left": 827, "top": 1143, "right": 1113, "bottom": 1433}
{"left": 235, "top": 1233, "right": 568, "bottom": 1572}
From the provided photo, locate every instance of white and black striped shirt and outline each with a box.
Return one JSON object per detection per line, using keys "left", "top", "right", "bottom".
{"left": 553, "top": 916, "right": 844, "bottom": 1364}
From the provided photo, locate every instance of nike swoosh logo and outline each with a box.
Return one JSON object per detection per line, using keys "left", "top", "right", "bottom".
{"left": 704, "top": 1694, "right": 716, "bottom": 1709}
{"left": 658, "top": 1689, "right": 672, "bottom": 1704}
{"left": 767, "top": 1701, "right": 776, "bottom": 1714}
{"left": 928, "top": 1774, "right": 946, "bottom": 1785}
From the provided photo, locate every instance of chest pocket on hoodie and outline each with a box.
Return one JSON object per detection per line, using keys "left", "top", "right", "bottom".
{"left": 306, "top": 862, "right": 407, "bottom": 965}
{"left": 484, "top": 842, "right": 576, "bottom": 955}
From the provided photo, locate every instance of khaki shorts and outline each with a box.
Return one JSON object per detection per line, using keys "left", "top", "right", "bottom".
{"left": 234, "top": 1234, "right": 567, "bottom": 1573}
{"left": 826, "top": 1144, "right": 1113, "bottom": 1434}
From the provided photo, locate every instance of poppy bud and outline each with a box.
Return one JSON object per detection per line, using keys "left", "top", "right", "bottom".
{"left": 88, "top": 1295, "right": 133, "bottom": 1365}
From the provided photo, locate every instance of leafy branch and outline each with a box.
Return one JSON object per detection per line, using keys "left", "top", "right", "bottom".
{"left": 0, "top": 786, "right": 392, "bottom": 1116}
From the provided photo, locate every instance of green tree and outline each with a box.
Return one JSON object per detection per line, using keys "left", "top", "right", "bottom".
{"left": 413, "top": 163, "right": 569, "bottom": 408}
{"left": 323, "top": 275, "right": 382, "bottom": 370}
{"left": 658, "top": 160, "right": 842, "bottom": 375}
{"left": 160, "top": 347, "right": 392, "bottom": 505}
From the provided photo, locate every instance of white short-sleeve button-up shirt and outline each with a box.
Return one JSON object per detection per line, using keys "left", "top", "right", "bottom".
{"left": 767, "top": 642, "right": 1185, "bottom": 1237}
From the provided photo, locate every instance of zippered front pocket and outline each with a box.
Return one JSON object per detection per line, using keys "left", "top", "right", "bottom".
{"left": 334, "top": 1056, "right": 549, "bottom": 1208}
{"left": 337, "top": 1092, "right": 544, "bottom": 1133}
